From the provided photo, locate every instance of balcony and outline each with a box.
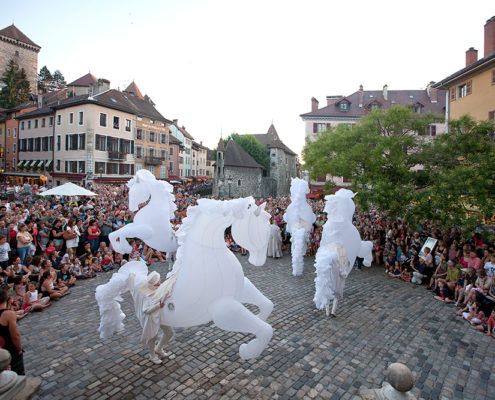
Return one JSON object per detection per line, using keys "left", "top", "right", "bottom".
{"left": 144, "top": 156, "right": 165, "bottom": 165}
{"left": 108, "top": 151, "right": 126, "bottom": 161}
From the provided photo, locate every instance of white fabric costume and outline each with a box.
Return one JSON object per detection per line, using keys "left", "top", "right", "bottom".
{"left": 314, "top": 189, "right": 373, "bottom": 316}
{"left": 283, "top": 178, "right": 316, "bottom": 276}
{"left": 267, "top": 223, "right": 283, "bottom": 258}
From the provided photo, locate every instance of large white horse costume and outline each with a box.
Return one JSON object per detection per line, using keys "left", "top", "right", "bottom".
{"left": 96, "top": 174, "right": 274, "bottom": 360}
{"left": 283, "top": 178, "right": 316, "bottom": 276}
{"left": 314, "top": 189, "right": 373, "bottom": 317}
{"left": 109, "top": 169, "right": 177, "bottom": 255}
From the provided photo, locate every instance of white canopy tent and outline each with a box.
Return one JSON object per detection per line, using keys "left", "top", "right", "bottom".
{"left": 39, "top": 182, "right": 97, "bottom": 197}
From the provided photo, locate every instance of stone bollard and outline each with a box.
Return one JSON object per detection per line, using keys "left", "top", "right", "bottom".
{"left": 0, "top": 349, "right": 41, "bottom": 400}
{"left": 354, "top": 363, "right": 416, "bottom": 400}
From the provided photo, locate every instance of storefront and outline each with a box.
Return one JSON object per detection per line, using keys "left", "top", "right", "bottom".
{"left": 1, "top": 171, "right": 48, "bottom": 186}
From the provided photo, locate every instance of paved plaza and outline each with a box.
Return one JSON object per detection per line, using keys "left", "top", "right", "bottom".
{"left": 20, "top": 255, "right": 495, "bottom": 400}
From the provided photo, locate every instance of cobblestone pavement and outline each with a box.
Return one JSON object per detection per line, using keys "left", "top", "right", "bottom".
{"left": 20, "top": 255, "right": 495, "bottom": 400}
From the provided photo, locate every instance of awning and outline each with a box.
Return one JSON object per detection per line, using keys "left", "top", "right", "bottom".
{"left": 45, "top": 160, "right": 52, "bottom": 168}
{"left": 36, "top": 160, "right": 44, "bottom": 168}
{"left": 29, "top": 160, "right": 37, "bottom": 167}
{"left": 1, "top": 172, "right": 43, "bottom": 177}
{"left": 17, "top": 160, "right": 25, "bottom": 167}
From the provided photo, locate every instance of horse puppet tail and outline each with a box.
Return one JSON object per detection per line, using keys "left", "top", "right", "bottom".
{"left": 95, "top": 261, "right": 148, "bottom": 339}
{"left": 291, "top": 226, "right": 307, "bottom": 276}
{"left": 313, "top": 246, "right": 338, "bottom": 310}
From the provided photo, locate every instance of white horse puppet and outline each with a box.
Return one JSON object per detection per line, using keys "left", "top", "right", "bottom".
{"left": 314, "top": 189, "right": 373, "bottom": 317}
{"left": 283, "top": 178, "right": 316, "bottom": 276}
{"left": 97, "top": 196, "right": 275, "bottom": 360}
{"left": 109, "top": 169, "right": 177, "bottom": 254}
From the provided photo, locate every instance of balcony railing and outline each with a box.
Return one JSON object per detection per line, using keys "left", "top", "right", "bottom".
{"left": 144, "top": 156, "right": 165, "bottom": 165}
{"left": 108, "top": 151, "right": 126, "bottom": 161}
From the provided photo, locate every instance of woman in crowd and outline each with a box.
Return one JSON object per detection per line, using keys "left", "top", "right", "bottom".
{"left": 0, "top": 288, "right": 24, "bottom": 374}
{"left": 64, "top": 219, "right": 80, "bottom": 257}
{"left": 16, "top": 223, "right": 33, "bottom": 266}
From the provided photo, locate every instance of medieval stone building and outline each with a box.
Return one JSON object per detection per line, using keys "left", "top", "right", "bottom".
{"left": 213, "top": 124, "right": 298, "bottom": 198}
{"left": 0, "top": 25, "right": 40, "bottom": 94}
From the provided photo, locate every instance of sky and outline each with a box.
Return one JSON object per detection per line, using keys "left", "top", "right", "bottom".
{"left": 2, "top": 0, "right": 494, "bottom": 158}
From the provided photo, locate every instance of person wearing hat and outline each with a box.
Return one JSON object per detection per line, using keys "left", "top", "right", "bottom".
{"left": 133, "top": 271, "right": 175, "bottom": 365}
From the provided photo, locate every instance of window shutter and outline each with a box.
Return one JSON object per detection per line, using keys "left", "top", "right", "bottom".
{"left": 489, "top": 111, "right": 495, "bottom": 121}
{"left": 450, "top": 87, "right": 456, "bottom": 101}
{"left": 65, "top": 136, "right": 68, "bottom": 150}
{"left": 492, "top": 69, "right": 495, "bottom": 85}
{"left": 466, "top": 80, "right": 472, "bottom": 95}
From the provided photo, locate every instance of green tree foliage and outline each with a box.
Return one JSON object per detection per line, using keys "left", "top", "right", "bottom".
{"left": 303, "top": 106, "right": 495, "bottom": 233}
{"left": 0, "top": 59, "right": 31, "bottom": 108}
{"left": 38, "top": 66, "right": 66, "bottom": 93}
{"left": 225, "top": 133, "right": 270, "bottom": 169}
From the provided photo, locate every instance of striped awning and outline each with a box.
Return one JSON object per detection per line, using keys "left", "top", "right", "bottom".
{"left": 36, "top": 160, "right": 44, "bottom": 168}
{"left": 45, "top": 160, "right": 52, "bottom": 168}
{"left": 17, "top": 160, "right": 25, "bottom": 167}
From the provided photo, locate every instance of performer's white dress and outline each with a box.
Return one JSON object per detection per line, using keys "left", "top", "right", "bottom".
{"left": 267, "top": 224, "right": 282, "bottom": 258}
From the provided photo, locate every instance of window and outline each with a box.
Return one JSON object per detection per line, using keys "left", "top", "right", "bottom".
{"left": 57, "top": 115, "right": 61, "bottom": 125}
{"left": 78, "top": 161, "right": 85, "bottom": 173}
{"left": 413, "top": 104, "right": 423, "bottom": 113}
{"left": 169, "top": 147, "right": 174, "bottom": 156}
{"left": 42, "top": 137, "right": 49, "bottom": 151}
{"left": 49, "top": 116, "right": 54, "bottom": 126}
{"left": 78, "top": 111, "right": 84, "bottom": 125}
{"left": 161, "top": 134, "right": 167, "bottom": 144}
{"left": 370, "top": 103, "right": 380, "bottom": 111}
{"left": 13, "top": 128, "right": 16, "bottom": 138}
{"left": 6, "top": 128, "right": 9, "bottom": 137}
{"left": 458, "top": 80, "right": 472, "bottom": 98}
{"left": 449, "top": 87, "right": 456, "bottom": 101}
{"left": 42, "top": 118, "right": 46, "bottom": 128}
{"left": 489, "top": 111, "right": 495, "bottom": 121}
{"left": 149, "top": 148, "right": 155, "bottom": 157}
{"left": 149, "top": 131, "right": 155, "bottom": 142}
{"left": 56, "top": 160, "right": 61, "bottom": 171}
{"left": 56, "top": 135, "right": 61, "bottom": 151}
{"left": 28, "top": 121, "right": 31, "bottom": 129}
{"left": 69, "top": 113, "right": 74, "bottom": 124}
{"left": 12, "top": 144, "right": 16, "bottom": 153}
{"left": 95, "top": 162, "right": 105, "bottom": 174}
{"left": 106, "top": 163, "right": 118, "bottom": 174}
{"left": 34, "top": 138, "right": 41, "bottom": 151}
{"left": 136, "top": 129, "right": 143, "bottom": 140}
{"left": 169, "top": 161, "right": 173, "bottom": 172}
{"left": 119, "top": 164, "right": 131, "bottom": 175}
{"left": 48, "top": 136, "right": 53, "bottom": 151}
{"left": 95, "top": 135, "right": 107, "bottom": 151}
{"left": 19, "top": 139, "right": 26, "bottom": 151}
{"left": 100, "top": 113, "right": 107, "bottom": 127}
{"left": 113, "top": 116, "right": 119, "bottom": 129}
{"left": 79, "top": 133, "right": 86, "bottom": 150}
{"left": 125, "top": 119, "right": 131, "bottom": 132}
{"left": 136, "top": 146, "right": 142, "bottom": 158}
{"left": 339, "top": 102, "right": 349, "bottom": 112}
{"left": 20, "top": 121, "right": 24, "bottom": 130}
{"left": 35, "top": 119, "right": 39, "bottom": 128}
{"left": 161, "top": 150, "right": 167, "bottom": 159}
{"left": 430, "top": 125, "right": 437, "bottom": 137}
{"left": 28, "top": 138, "right": 33, "bottom": 151}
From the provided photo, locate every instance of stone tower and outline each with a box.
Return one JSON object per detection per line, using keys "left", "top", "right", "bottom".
{"left": 0, "top": 24, "right": 41, "bottom": 94}
{"left": 213, "top": 137, "right": 225, "bottom": 196}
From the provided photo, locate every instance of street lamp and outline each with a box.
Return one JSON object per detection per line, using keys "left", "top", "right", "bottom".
{"left": 227, "top": 176, "right": 232, "bottom": 198}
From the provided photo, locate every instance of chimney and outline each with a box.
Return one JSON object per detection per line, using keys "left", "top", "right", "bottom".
{"left": 484, "top": 16, "right": 495, "bottom": 57}
{"left": 426, "top": 81, "right": 438, "bottom": 103}
{"left": 326, "top": 95, "right": 344, "bottom": 106}
{"left": 311, "top": 97, "right": 319, "bottom": 112}
{"left": 383, "top": 84, "right": 388, "bottom": 101}
{"left": 465, "top": 47, "right": 478, "bottom": 66}
{"left": 37, "top": 94, "right": 43, "bottom": 108}
{"left": 173, "top": 119, "right": 178, "bottom": 125}
{"left": 358, "top": 84, "right": 364, "bottom": 107}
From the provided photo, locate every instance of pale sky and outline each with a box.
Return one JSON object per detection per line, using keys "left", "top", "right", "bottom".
{"left": 2, "top": 1, "right": 494, "bottom": 158}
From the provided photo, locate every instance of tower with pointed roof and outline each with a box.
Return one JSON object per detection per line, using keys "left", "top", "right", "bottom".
{"left": 0, "top": 24, "right": 41, "bottom": 94}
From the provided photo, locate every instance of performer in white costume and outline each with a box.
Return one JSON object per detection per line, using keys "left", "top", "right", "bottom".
{"left": 283, "top": 178, "right": 316, "bottom": 276}
{"left": 267, "top": 220, "right": 283, "bottom": 259}
{"left": 96, "top": 172, "right": 274, "bottom": 361}
{"left": 313, "top": 189, "right": 373, "bottom": 317}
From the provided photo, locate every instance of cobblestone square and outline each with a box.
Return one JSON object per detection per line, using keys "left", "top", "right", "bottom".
{"left": 21, "top": 255, "right": 495, "bottom": 400}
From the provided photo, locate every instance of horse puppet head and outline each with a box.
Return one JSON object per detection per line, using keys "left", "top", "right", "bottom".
{"left": 231, "top": 198, "right": 271, "bottom": 267}
{"left": 127, "top": 170, "right": 175, "bottom": 215}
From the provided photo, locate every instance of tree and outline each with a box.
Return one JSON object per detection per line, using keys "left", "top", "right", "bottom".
{"left": 37, "top": 65, "right": 52, "bottom": 93}
{"left": 0, "top": 59, "right": 31, "bottom": 108}
{"left": 37, "top": 66, "right": 66, "bottom": 93}
{"left": 52, "top": 70, "right": 66, "bottom": 89}
{"left": 225, "top": 133, "right": 270, "bottom": 169}
{"left": 303, "top": 106, "right": 495, "bottom": 234}
{"left": 303, "top": 106, "right": 440, "bottom": 218}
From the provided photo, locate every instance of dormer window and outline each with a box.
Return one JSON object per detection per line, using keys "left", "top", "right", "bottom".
{"left": 413, "top": 103, "right": 423, "bottom": 114}
{"left": 340, "top": 102, "right": 349, "bottom": 112}
{"left": 367, "top": 100, "right": 382, "bottom": 111}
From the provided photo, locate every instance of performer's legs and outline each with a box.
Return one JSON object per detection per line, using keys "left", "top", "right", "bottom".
{"left": 331, "top": 298, "right": 338, "bottom": 317}
{"left": 156, "top": 325, "right": 175, "bottom": 357}
{"left": 147, "top": 338, "right": 162, "bottom": 364}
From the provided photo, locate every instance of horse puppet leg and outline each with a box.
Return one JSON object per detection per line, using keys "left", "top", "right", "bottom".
{"left": 238, "top": 277, "right": 274, "bottom": 321}
{"left": 210, "top": 297, "right": 273, "bottom": 360}
{"left": 109, "top": 223, "right": 153, "bottom": 254}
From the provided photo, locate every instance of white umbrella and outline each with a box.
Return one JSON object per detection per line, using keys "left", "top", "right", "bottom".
{"left": 38, "top": 182, "right": 97, "bottom": 197}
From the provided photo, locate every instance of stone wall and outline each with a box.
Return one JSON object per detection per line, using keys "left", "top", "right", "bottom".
{"left": 0, "top": 40, "right": 39, "bottom": 94}
{"left": 269, "top": 148, "right": 297, "bottom": 196}
{"left": 214, "top": 166, "right": 262, "bottom": 198}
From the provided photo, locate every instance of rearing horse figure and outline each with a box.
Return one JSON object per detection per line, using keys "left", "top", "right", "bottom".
{"left": 109, "top": 169, "right": 177, "bottom": 254}
{"left": 97, "top": 197, "right": 275, "bottom": 360}
{"left": 283, "top": 178, "right": 316, "bottom": 276}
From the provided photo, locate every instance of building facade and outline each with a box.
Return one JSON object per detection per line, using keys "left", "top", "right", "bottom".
{"left": 168, "top": 135, "right": 182, "bottom": 179}
{"left": 170, "top": 120, "right": 194, "bottom": 177}
{"left": 433, "top": 16, "right": 495, "bottom": 122}
{"left": 0, "top": 24, "right": 40, "bottom": 94}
